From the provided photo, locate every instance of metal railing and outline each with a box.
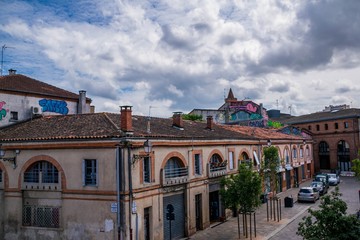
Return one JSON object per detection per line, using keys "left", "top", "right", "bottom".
{"left": 162, "top": 167, "right": 189, "bottom": 186}
{"left": 208, "top": 163, "right": 227, "bottom": 178}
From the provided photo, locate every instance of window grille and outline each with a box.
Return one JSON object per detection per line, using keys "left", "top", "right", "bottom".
{"left": 23, "top": 205, "right": 60, "bottom": 228}
{"left": 143, "top": 157, "right": 151, "bottom": 183}
{"left": 194, "top": 154, "right": 201, "bottom": 175}
{"left": 24, "top": 161, "right": 59, "bottom": 183}
{"left": 84, "top": 159, "right": 97, "bottom": 185}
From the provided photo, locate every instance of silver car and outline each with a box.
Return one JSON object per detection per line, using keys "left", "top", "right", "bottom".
{"left": 328, "top": 173, "right": 340, "bottom": 186}
{"left": 298, "top": 187, "right": 320, "bottom": 203}
{"left": 310, "top": 181, "right": 326, "bottom": 195}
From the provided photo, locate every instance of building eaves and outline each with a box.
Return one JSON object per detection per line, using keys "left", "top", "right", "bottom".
{"left": 0, "top": 74, "right": 90, "bottom": 101}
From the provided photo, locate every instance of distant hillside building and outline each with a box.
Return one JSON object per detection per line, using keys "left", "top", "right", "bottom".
{"left": 284, "top": 107, "right": 360, "bottom": 172}
{"left": 0, "top": 69, "right": 93, "bottom": 127}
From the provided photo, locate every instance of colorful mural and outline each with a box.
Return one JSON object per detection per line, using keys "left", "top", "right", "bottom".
{"left": 39, "top": 99, "right": 69, "bottom": 115}
{"left": 0, "top": 101, "right": 7, "bottom": 120}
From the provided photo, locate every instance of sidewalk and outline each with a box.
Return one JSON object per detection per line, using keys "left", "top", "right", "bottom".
{"left": 188, "top": 179, "right": 314, "bottom": 240}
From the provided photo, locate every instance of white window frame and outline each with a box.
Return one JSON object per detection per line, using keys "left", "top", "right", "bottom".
{"left": 194, "top": 153, "right": 202, "bottom": 175}
{"left": 229, "top": 151, "right": 234, "bottom": 170}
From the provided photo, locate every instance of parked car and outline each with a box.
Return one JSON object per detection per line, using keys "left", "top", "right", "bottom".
{"left": 298, "top": 187, "right": 320, "bottom": 203}
{"left": 315, "top": 174, "right": 329, "bottom": 188}
{"left": 310, "top": 181, "right": 327, "bottom": 195}
{"left": 328, "top": 173, "right": 340, "bottom": 185}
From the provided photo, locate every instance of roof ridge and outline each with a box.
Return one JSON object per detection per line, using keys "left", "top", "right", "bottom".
{"left": 103, "top": 112, "right": 122, "bottom": 132}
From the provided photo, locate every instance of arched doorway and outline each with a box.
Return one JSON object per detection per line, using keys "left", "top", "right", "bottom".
{"left": 319, "top": 141, "right": 330, "bottom": 170}
{"left": 208, "top": 153, "right": 225, "bottom": 222}
{"left": 337, "top": 140, "right": 351, "bottom": 171}
{"left": 163, "top": 157, "right": 186, "bottom": 240}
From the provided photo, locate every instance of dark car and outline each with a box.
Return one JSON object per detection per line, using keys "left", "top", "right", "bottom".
{"left": 315, "top": 174, "right": 329, "bottom": 190}
{"left": 310, "top": 181, "right": 326, "bottom": 195}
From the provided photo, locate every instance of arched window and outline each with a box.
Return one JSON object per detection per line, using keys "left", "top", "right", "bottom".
{"left": 284, "top": 149, "right": 289, "bottom": 164}
{"left": 164, "top": 157, "right": 186, "bottom": 178}
{"left": 210, "top": 153, "right": 224, "bottom": 169}
{"left": 24, "top": 161, "right": 59, "bottom": 183}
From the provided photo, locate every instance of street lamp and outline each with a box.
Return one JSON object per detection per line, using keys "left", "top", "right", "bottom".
{"left": 132, "top": 139, "right": 152, "bottom": 165}
{"left": 0, "top": 145, "right": 20, "bottom": 169}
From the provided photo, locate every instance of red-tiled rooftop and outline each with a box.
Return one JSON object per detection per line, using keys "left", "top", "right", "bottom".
{"left": 0, "top": 74, "right": 84, "bottom": 100}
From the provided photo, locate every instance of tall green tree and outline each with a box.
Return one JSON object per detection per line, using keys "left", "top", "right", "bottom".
{"left": 220, "top": 162, "right": 262, "bottom": 213}
{"left": 262, "top": 146, "right": 280, "bottom": 195}
{"left": 297, "top": 187, "right": 360, "bottom": 240}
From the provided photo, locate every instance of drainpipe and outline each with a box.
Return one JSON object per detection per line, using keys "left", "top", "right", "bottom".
{"left": 127, "top": 145, "right": 133, "bottom": 240}
{"left": 116, "top": 144, "right": 123, "bottom": 240}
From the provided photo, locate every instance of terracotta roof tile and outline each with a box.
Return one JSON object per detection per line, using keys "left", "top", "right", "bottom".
{"left": 0, "top": 74, "right": 85, "bottom": 100}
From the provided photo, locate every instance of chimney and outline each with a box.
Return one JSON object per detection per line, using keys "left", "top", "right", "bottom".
{"left": 8, "top": 69, "right": 16, "bottom": 75}
{"left": 172, "top": 112, "right": 183, "bottom": 128}
{"left": 77, "top": 90, "right": 87, "bottom": 114}
{"left": 206, "top": 115, "right": 214, "bottom": 130}
{"left": 120, "top": 106, "right": 133, "bottom": 132}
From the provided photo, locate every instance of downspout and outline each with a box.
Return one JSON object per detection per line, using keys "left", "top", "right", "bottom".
{"left": 127, "top": 145, "right": 133, "bottom": 240}
{"left": 116, "top": 144, "right": 123, "bottom": 240}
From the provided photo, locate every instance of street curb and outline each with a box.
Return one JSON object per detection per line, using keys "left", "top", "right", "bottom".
{"left": 264, "top": 205, "right": 310, "bottom": 240}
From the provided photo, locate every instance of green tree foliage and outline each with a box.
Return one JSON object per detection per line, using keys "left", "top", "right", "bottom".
{"left": 182, "top": 114, "right": 203, "bottom": 121}
{"left": 220, "top": 162, "right": 262, "bottom": 213}
{"left": 297, "top": 187, "right": 360, "bottom": 240}
{"left": 262, "top": 146, "right": 280, "bottom": 195}
{"left": 351, "top": 149, "right": 360, "bottom": 179}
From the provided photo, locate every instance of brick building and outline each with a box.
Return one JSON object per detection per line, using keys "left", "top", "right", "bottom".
{"left": 284, "top": 106, "right": 360, "bottom": 173}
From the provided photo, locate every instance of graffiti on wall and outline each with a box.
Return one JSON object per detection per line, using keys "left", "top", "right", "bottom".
{"left": 229, "top": 102, "right": 258, "bottom": 113}
{"left": 0, "top": 101, "right": 8, "bottom": 120}
{"left": 39, "top": 99, "right": 69, "bottom": 115}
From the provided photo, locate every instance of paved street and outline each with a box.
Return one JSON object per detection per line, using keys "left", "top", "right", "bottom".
{"left": 187, "top": 177, "right": 360, "bottom": 240}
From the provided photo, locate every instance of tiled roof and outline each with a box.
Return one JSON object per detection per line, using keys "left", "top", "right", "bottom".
{"left": 284, "top": 108, "right": 360, "bottom": 124}
{"left": 0, "top": 113, "right": 258, "bottom": 142}
{"left": 220, "top": 125, "right": 304, "bottom": 141}
{"left": 0, "top": 74, "right": 82, "bottom": 100}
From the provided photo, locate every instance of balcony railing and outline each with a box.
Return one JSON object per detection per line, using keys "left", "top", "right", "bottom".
{"left": 208, "top": 163, "right": 227, "bottom": 178}
{"left": 162, "top": 167, "right": 189, "bottom": 186}
{"left": 22, "top": 172, "right": 61, "bottom": 191}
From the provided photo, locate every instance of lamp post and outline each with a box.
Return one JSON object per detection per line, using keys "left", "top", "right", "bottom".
{"left": 0, "top": 144, "right": 20, "bottom": 169}
{"left": 128, "top": 139, "right": 152, "bottom": 240}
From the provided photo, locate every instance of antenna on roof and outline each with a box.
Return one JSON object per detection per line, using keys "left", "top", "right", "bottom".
{"left": 288, "top": 105, "right": 292, "bottom": 115}
{"left": 147, "top": 106, "right": 157, "bottom": 133}
{"left": 1, "top": 44, "right": 14, "bottom": 76}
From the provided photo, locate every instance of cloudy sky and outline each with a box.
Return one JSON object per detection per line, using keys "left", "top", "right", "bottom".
{"left": 1, "top": 0, "right": 360, "bottom": 117}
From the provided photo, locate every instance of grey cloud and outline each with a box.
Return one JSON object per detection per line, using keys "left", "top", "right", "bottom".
{"left": 192, "top": 23, "right": 212, "bottom": 34}
{"left": 335, "top": 86, "right": 352, "bottom": 94}
{"left": 219, "top": 35, "right": 236, "bottom": 46}
{"left": 160, "top": 25, "right": 195, "bottom": 51}
{"left": 268, "top": 83, "right": 290, "bottom": 93}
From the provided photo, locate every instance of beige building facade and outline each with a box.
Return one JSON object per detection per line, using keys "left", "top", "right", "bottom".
{"left": 0, "top": 108, "right": 313, "bottom": 240}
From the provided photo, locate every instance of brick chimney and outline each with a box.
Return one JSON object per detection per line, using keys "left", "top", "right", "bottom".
{"left": 172, "top": 112, "right": 183, "bottom": 128}
{"left": 206, "top": 115, "right": 214, "bottom": 130}
{"left": 120, "top": 106, "right": 133, "bottom": 132}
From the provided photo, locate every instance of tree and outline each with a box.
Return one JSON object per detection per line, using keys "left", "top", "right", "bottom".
{"left": 351, "top": 149, "right": 360, "bottom": 180}
{"left": 220, "top": 162, "right": 262, "bottom": 213}
{"left": 220, "top": 162, "right": 262, "bottom": 237}
{"left": 262, "top": 146, "right": 281, "bottom": 195}
{"left": 297, "top": 187, "right": 360, "bottom": 240}
{"left": 181, "top": 114, "right": 203, "bottom": 121}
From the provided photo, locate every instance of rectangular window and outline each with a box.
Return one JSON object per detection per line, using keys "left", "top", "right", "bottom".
{"left": 292, "top": 148, "right": 297, "bottom": 159}
{"left": 316, "top": 125, "right": 320, "bottom": 131}
{"left": 143, "top": 156, "right": 151, "bottom": 183}
{"left": 23, "top": 205, "right": 60, "bottom": 228}
{"left": 335, "top": 122, "right": 338, "bottom": 129}
{"left": 306, "top": 147, "right": 309, "bottom": 156}
{"left": 325, "top": 124, "right": 328, "bottom": 130}
{"left": 229, "top": 151, "right": 234, "bottom": 170}
{"left": 344, "top": 122, "right": 349, "bottom": 128}
{"left": 10, "top": 111, "right": 18, "bottom": 121}
{"left": 308, "top": 125, "right": 311, "bottom": 130}
{"left": 144, "top": 207, "right": 151, "bottom": 240}
{"left": 83, "top": 159, "right": 97, "bottom": 186}
{"left": 194, "top": 154, "right": 201, "bottom": 175}
{"left": 0, "top": 169, "right": 2, "bottom": 182}
{"left": 300, "top": 148, "right": 303, "bottom": 158}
